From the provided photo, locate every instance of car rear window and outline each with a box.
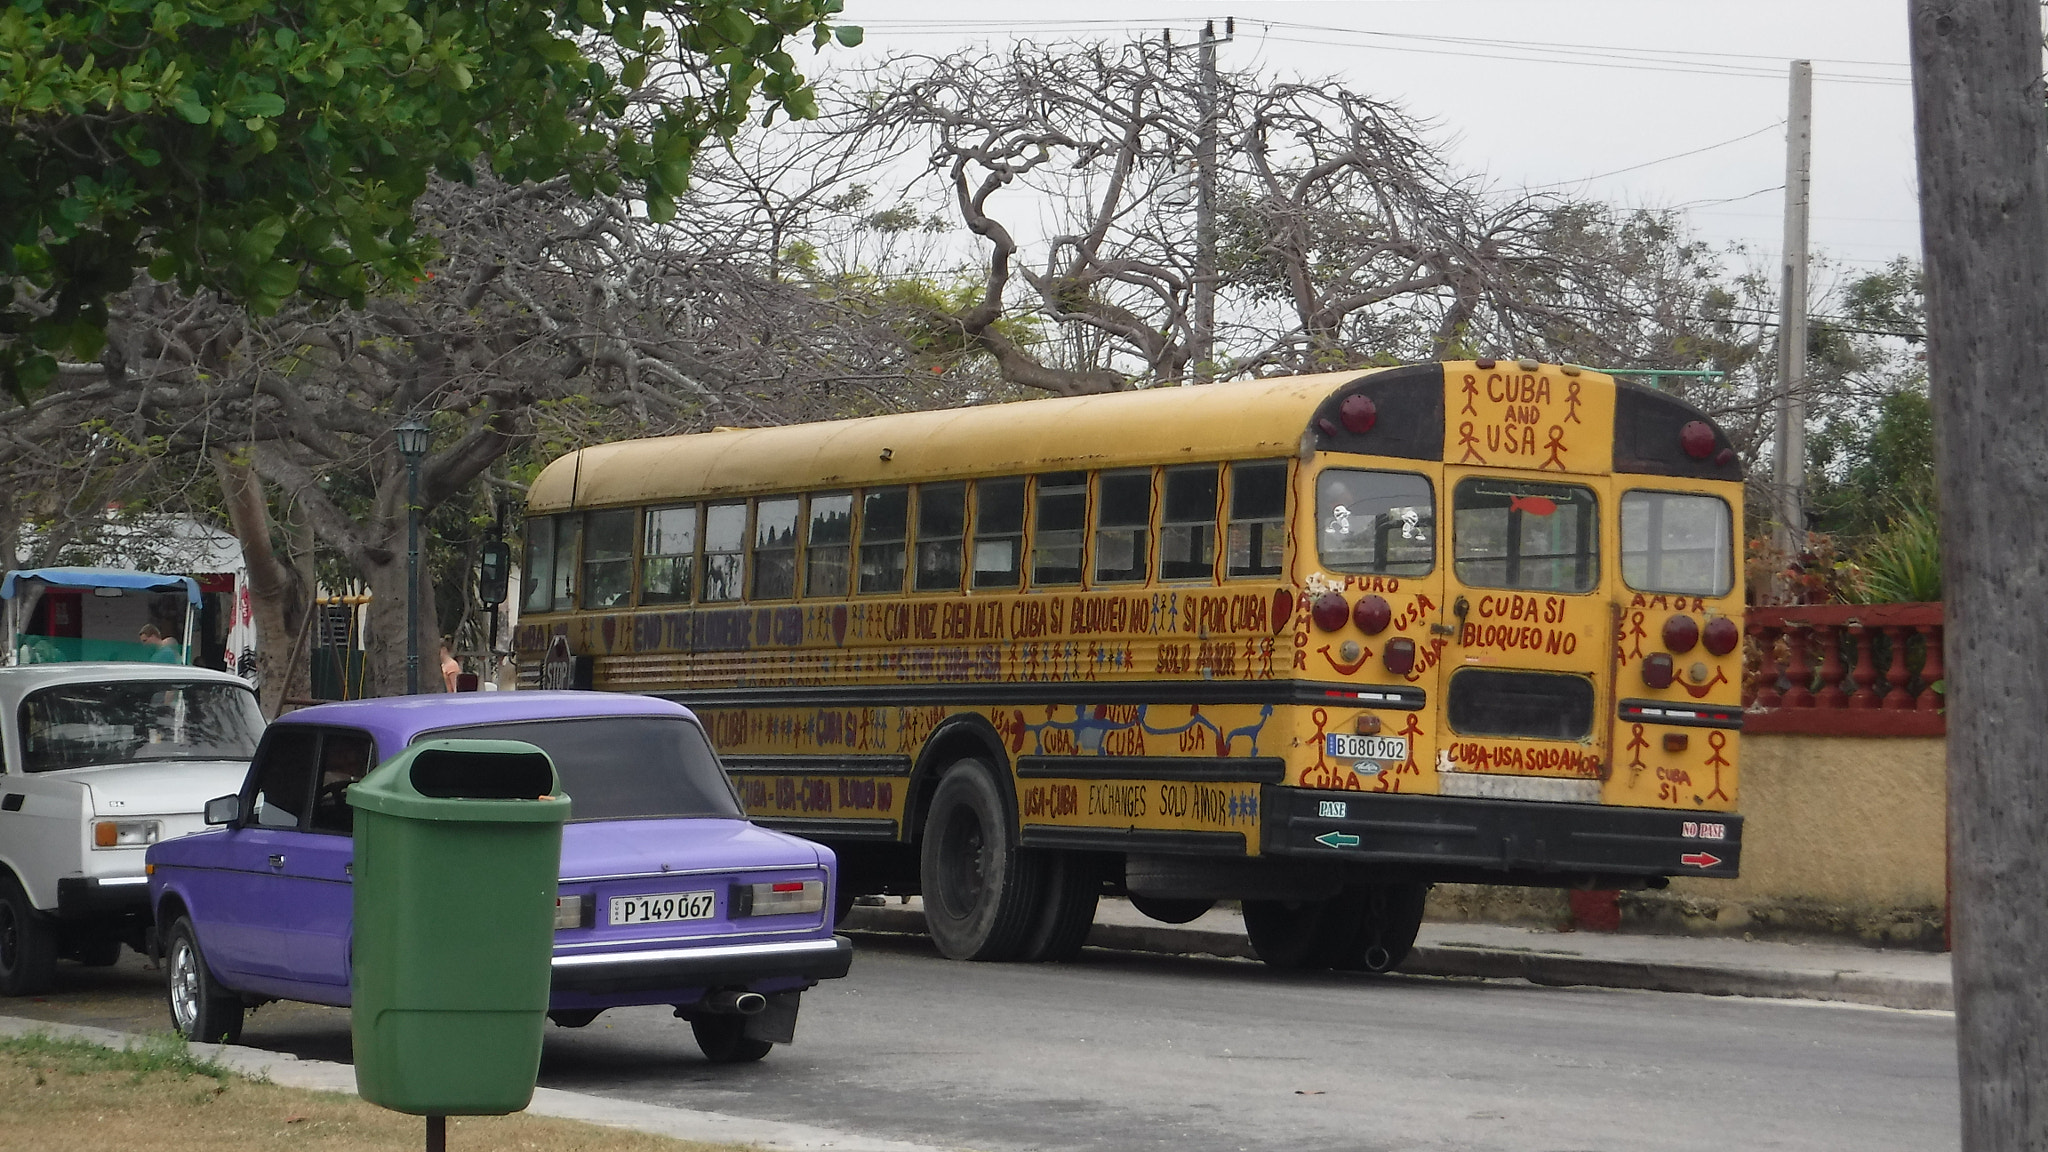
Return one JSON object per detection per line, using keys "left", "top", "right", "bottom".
{"left": 419, "top": 716, "right": 743, "bottom": 821}
{"left": 18, "top": 681, "right": 264, "bottom": 773}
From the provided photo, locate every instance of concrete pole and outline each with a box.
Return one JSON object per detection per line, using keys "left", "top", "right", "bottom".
{"left": 1773, "top": 59, "right": 1813, "bottom": 569}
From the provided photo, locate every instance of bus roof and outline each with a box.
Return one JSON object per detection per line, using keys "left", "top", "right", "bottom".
{"left": 528, "top": 362, "right": 1737, "bottom": 512}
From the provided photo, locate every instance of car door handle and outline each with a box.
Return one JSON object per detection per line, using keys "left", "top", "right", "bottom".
{"left": 268, "top": 854, "right": 286, "bottom": 869}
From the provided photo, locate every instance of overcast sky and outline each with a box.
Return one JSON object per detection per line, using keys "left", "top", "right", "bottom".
{"left": 836, "top": 1, "right": 1920, "bottom": 289}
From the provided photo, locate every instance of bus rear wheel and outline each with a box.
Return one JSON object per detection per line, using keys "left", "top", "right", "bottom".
{"left": 1242, "top": 898, "right": 1336, "bottom": 969}
{"left": 920, "top": 760, "right": 1044, "bottom": 961}
{"left": 1019, "top": 851, "right": 1100, "bottom": 963}
{"left": 1328, "top": 882, "right": 1429, "bottom": 974}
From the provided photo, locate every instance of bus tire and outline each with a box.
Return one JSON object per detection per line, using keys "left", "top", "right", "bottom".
{"left": 1127, "top": 896, "right": 1214, "bottom": 925}
{"left": 1330, "top": 882, "right": 1429, "bottom": 974}
{"left": 1019, "top": 851, "right": 1099, "bottom": 963}
{"left": 920, "top": 760, "right": 1044, "bottom": 961}
{"left": 1242, "top": 898, "right": 1334, "bottom": 970}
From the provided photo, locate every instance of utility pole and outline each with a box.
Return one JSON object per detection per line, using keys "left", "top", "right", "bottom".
{"left": 1191, "top": 17, "right": 1232, "bottom": 382}
{"left": 1772, "top": 59, "right": 1812, "bottom": 569}
{"left": 1911, "top": 2, "right": 2048, "bottom": 1145}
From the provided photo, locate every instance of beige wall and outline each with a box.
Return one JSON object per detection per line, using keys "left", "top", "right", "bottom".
{"left": 1429, "top": 734, "right": 1950, "bottom": 949}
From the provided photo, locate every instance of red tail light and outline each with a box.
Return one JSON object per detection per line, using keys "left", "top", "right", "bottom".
{"left": 1663, "top": 614, "right": 1698, "bottom": 653}
{"left": 1339, "top": 393, "right": 1377, "bottom": 433}
{"left": 1642, "top": 652, "right": 1675, "bottom": 689}
{"left": 1383, "top": 638, "right": 1416, "bottom": 675}
{"left": 1679, "top": 421, "right": 1716, "bottom": 460}
{"left": 1311, "top": 591, "right": 1349, "bottom": 632}
{"left": 1702, "top": 616, "right": 1740, "bottom": 656}
{"left": 1352, "top": 594, "right": 1391, "bottom": 635}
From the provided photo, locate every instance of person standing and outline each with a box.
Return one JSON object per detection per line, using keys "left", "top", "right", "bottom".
{"left": 439, "top": 639, "right": 461, "bottom": 692}
{"left": 138, "top": 624, "right": 183, "bottom": 664}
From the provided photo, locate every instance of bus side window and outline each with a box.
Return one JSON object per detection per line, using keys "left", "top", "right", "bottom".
{"left": 752, "top": 497, "right": 800, "bottom": 600}
{"left": 973, "top": 478, "right": 1026, "bottom": 590}
{"left": 1158, "top": 465, "right": 1219, "bottom": 581}
{"left": 1452, "top": 478, "right": 1599, "bottom": 593}
{"left": 1226, "top": 461, "right": 1287, "bottom": 578}
{"left": 550, "top": 515, "right": 581, "bottom": 611}
{"left": 916, "top": 483, "right": 967, "bottom": 592}
{"left": 581, "top": 509, "right": 635, "bottom": 609}
{"left": 806, "top": 493, "right": 853, "bottom": 597}
{"left": 859, "top": 487, "right": 909, "bottom": 594}
{"left": 522, "top": 516, "right": 555, "bottom": 613}
{"left": 642, "top": 505, "right": 697, "bottom": 604}
{"left": 1095, "top": 469, "right": 1152, "bottom": 583}
{"left": 1033, "top": 471, "right": 1087, "bottom": 586}
{"left": 702, "top": 502, "right": 747, "bottom": 602}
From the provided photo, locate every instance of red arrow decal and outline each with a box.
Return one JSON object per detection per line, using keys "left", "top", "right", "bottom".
{"left": 1680, "top": 852, "right": 1722, "bottom": 869}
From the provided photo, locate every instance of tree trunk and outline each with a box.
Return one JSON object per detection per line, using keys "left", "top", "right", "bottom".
{"left": 211, "top": 452, "right": 314, "bottom": 717}
{"left": 1909, "top": 1, "right": 2048, "bottom": 1144}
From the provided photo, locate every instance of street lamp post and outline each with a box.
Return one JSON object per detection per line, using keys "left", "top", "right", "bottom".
{"left": 394, "top": 415, "right": 432, "bottom": 695}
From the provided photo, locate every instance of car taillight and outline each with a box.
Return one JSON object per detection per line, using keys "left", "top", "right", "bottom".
{"left": 1642, "top": 652, "right": 1675, "bottom": 689}
{"left": 1383, "top": 638, "right": 1416, "bottom": 676}
{"left": 1663, "top": 614, "right": 1699, "bottom": 653}
{"left": 1311, "top": 591, "right": 1349, "bottom": 632}
{"left": 554, "top": 892, "right": 592, "bottom": 930}
{"left": 1352, "top": 594, "right": 1391, "bottom": 635}
{"left": 731, "top": 879, "right": 825, "bottom": 917}
{"left": 92, "top": 820, "right": 160, "bottom": 848}
{"left": 1702, "top": 616, "right": 1740, "bottom": 656}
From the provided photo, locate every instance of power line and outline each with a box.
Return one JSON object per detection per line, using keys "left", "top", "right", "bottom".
{"left": 1525, "top": 122, "right": 1786, "bottom": 191}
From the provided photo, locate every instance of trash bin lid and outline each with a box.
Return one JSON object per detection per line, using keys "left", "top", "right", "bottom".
{"left": 348, "top": 739, "right": 572, "bottom": 822}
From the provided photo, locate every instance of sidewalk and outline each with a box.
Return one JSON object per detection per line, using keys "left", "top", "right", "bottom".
{"left": 842, "top": 897, "right": 1954, "bottom": 1011}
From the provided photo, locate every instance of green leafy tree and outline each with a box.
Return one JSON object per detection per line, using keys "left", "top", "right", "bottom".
{"left": 0, "top": 0, "right": 862, "bottom": 400}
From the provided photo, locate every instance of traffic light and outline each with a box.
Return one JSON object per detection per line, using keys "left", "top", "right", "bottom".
{"left": 478, "top": 541, "right": 511, "bottom": 607}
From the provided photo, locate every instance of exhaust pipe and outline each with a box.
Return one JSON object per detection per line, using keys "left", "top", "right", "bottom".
{"left": 703, "top": 990, "right": 767, "bottom": 1016}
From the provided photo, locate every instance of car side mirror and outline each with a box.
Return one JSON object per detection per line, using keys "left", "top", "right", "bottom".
{"left": 203, "top": 794, "right": 241, "bottom": 826}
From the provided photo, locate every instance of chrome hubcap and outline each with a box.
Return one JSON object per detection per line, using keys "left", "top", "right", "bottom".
{"left": 168, "top": 938, "right": 200, "bottom": 1033}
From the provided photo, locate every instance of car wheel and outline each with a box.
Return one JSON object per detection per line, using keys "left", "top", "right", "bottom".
{"left": 690, "top": 1015, "right": 773, "bottom": 1064}
{"left": 918, "top": 759, "right": 1044, "bottom": 961}
{"left": 548, "top": 1009, "right": 601, "bottom": 1029}
{"left": 1329, "top": 882, "right": 1429, "bottom": 974}
{"left": 1018, "top": 851, "right": 1099, "bottom": 963}
{"left": 0, "top": 872, "right": 57, "bottom": 996}
{"left": 165, "top": 916, "right": 243, "bottom": 1044}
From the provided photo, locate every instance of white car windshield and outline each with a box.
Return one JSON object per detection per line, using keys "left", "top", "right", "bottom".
{"left": 19, "top": 681, "right": 264, "bottom": 773}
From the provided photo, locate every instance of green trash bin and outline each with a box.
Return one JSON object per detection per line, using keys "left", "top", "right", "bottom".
{"left": 347, "top": 739, "right": 571, "bottom": 1116}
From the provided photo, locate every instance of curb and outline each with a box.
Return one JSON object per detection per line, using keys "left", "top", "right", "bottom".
{"left": 840, "top": 906, "right": 1954, "bottom": 1012}
{"left": 0, "top": 1015, "right": 956, "bottom": 1152}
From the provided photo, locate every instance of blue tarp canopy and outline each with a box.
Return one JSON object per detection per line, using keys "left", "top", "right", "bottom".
{"left": 1, "top": 567, "right": 203, "bottom": 607}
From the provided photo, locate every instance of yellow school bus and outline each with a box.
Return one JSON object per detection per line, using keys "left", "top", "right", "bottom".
{"left": 515, "top": 360, "right": 1744, "bottom": 970}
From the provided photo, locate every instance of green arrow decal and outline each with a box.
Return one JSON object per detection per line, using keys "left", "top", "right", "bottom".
{"left": 1314, "top": 831, "right": 1361, "bottom": 849}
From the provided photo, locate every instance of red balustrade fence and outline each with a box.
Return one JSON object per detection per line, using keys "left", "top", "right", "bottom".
{"left": 1743, "top": 603, "right": 1945, "bottom": 736}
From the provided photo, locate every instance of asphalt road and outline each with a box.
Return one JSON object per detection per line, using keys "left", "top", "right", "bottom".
{"left": 8, "top": 936, "right": 1959, "bottom": 1152}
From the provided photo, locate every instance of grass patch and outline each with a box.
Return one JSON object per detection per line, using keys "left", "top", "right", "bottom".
{"left": 0, "top": 1030, "right": 754, "bottom": 1152}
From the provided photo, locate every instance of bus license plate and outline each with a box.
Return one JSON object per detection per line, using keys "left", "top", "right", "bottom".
{"left": 1326, "top": 733, "right": 1408, "bottom": 764}
{"left": 611, "top": 890, "right": 716, "bottom": 926}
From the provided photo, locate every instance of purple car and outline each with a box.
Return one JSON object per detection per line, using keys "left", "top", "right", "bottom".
{"left": 145, "top": 692, "right": 851, "bottom": 1063}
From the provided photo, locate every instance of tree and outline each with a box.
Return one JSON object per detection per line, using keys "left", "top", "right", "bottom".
{"left": 1909, "top": 0, "right": 2048, "bottom": 1144}
{"left": 0, "top": 0, "right": 862, "bottom": 401}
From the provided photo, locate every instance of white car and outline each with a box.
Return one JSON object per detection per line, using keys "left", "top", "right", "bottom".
{"left": 0, "top": 664, "right": 262, "bottom": 995}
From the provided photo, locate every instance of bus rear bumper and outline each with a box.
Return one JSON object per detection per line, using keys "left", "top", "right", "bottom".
{"left": 1262, "top": 786, "right": 1742, "bottom": 883}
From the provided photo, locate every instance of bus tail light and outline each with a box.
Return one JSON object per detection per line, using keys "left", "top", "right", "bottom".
{"left": 1339, "top": 393, "right": 1377, "bottom": 433}
{"left": 733, "top": 880, "right": 825, "bottom": 917}
{"left": 1702, "top": 616, "right": 1740, "bottom": 656}
{"left": 1642, "top": 653, "right": 1675, "bottom": 689}
{"left": 1663, "top": 614, "right": 1699, "bottom": 653}
{"left": 1383, "top": 638, "right": 1416, "bottom": 675}
{"left": 1311, "top": 592, "right": 1349, "bottom": 632}
{"left": 1353, "top": 594, "right": 1391, "bottom": 635}
{"left": 1679, "top": 421, "right": 1716, "bottom": 460}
